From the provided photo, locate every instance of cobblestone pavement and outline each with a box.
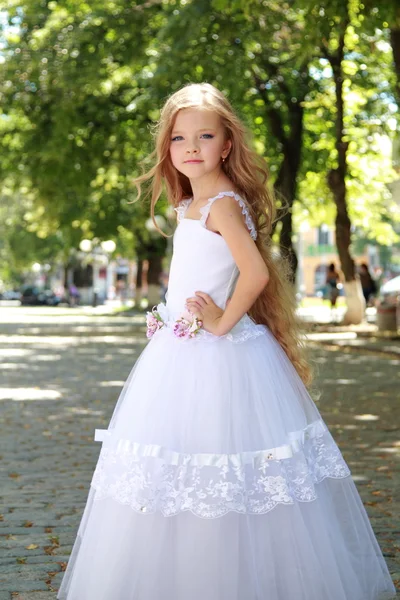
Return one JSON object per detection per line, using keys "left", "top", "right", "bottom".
{"left": 1, "top": 307, "right": 399, "bottom": 599}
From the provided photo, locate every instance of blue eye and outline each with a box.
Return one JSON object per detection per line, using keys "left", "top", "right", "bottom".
{"left": 171, "top": 134, "right": 214, "bottom": 141}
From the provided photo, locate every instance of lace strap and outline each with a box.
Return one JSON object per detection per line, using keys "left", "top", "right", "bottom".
{"left": 174, "top": 199, "right": 192, "bottom": 223}
{"left": 199, "top": 191, "right": 257, "bottom": 240}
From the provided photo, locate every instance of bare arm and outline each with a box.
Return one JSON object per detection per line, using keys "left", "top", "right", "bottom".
{"left": 187, "top": 196, "right": 269, "bottom": 336}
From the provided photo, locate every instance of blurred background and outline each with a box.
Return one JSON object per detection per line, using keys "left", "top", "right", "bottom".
{"left": 1, "top": 4, "right": 400, "bottom": 596}
{"left": 0, "top": 0, "right": 399, "bottom": 327}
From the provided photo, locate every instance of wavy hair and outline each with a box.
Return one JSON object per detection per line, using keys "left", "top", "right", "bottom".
{"left": 134, "top": 83, "right": 312, "bottom": 386}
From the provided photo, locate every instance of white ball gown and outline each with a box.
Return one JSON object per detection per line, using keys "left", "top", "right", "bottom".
{"left": 57, "top": 191, "right": 396, "bottom": 600}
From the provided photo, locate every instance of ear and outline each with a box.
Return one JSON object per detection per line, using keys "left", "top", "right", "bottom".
{"left": 222, "top": 139, "right": 232, "bottom": 158}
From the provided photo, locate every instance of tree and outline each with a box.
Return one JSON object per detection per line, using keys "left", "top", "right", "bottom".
{"left": 296, "top": 0, "right": 399, "bottom": 322}
{"left": 1, "top": 0, "right": 399, "bottom": 311}
{"left": 150, "top": 0, "right": 315, "bottom": 279}
{"left": 360, "top": 0, "right": 400, "bottom": 102}
{"left": 0, "top": 183, "right": 65, "bottom": 285}
{"left": 0, "top": 0, "right": 167, "bottom": 269}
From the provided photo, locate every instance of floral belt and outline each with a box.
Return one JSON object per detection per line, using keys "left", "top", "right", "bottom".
{"left": 146, "top": 302, "right": 268, "bottom": 344}
{"left": 146, "top": 303, "right": 203, "bottom": 340}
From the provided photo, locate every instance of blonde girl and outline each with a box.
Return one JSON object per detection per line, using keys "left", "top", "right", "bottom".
{"left": 57, "top": 83, "right": 396, "bottom": 600}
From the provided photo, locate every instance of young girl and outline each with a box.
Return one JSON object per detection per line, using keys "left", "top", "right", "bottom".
{"left": 57, "top": 83, "right": 395, "bottom": 600}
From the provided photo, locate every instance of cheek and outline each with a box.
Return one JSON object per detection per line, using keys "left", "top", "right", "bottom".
{"left": 203, "top": 139, "right": 224, "bottom": 161}
{"left": 169, "top": 145, "right": 180, "bottom": 166}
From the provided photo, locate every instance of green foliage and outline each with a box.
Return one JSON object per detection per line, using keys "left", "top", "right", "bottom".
{"left": 292, "top": 0, "right": 399, "bottom": 247}
{"left": 0, "top": 182, "right": 65, "bottom": 284}
{"left": 0, "top": 0, "right": 399, "bottom": 275}
{"left": 0, "top": 0, "right": 164, "bottom": 240}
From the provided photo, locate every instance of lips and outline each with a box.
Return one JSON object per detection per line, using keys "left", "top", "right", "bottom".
{"left": 184, "top": 160, "right": 203, "bottom": 163}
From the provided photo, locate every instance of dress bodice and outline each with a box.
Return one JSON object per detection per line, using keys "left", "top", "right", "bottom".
{"left": 166, "top": 191, "right": 257, "bottom": 321}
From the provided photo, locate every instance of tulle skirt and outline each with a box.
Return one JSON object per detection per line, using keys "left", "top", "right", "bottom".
{"left": 57, "top": 326, "right": 396, "bottom": 600}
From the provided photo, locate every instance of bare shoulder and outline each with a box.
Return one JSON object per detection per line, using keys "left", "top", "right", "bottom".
{"left": 209, "top": 192, "right": 245, "bottom": 221}
{"left": 206, "top": 192, "right": 264, "bottom": 275}
{"left": 207, "top": 192, "right": 251, "bottom": 237}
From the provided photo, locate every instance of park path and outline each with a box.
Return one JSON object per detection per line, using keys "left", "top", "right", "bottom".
{"left": 0, "top": 307, "right": 399, "bottom": 599}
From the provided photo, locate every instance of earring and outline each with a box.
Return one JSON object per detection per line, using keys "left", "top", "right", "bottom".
{"left": 222, "top": 156, "right": 226, "bottom": 163}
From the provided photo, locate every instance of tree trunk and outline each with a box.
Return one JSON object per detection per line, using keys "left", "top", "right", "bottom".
{"left": 328, "top": 168, "right": 353, "bottom": 278}
{"left": 328, "top": 169, "right": 365, "bottom": 323}
{"left": 390, "top": 25, "right": 400, "bottom": 102}
{"left": 147, "top": 253, "right": 163, "bottom": 307}
{"left": 279, "top": 209, "right": 297, "bottom": 280}
{"left": 274, "top": 111, "right": 303, "bottom": 282}
{"left": 326, "top": 28, "right": 365, "bottom": 324}
{"left": 135, "top": 231, "right": 167, "bottom": 309}
{"left": 135, "top": 258, "right": 143, "bottom": 309}
{"left": 254, "top": 70, "right": 305, "bottom": 283}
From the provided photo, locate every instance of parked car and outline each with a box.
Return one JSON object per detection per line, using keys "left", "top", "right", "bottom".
{"left": 20, "top": 287, "right": 61, "bottom": 306}
{"left": 378, "top": 275, "right": 400, "bottom": 306}
{"left": 0, "top": 289, "right": 22, "bottom": 301}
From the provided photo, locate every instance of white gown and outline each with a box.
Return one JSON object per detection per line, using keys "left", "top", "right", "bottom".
{"left": 57, "top": 191, "right": 396, "bottom": 600}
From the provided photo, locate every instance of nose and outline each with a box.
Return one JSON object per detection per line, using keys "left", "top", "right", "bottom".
{"left": 186, "top": 141, "right": 199, "bottom": 154}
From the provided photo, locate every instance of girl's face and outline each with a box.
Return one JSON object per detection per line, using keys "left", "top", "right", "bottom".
{"left": 169, "top": 108, "right": 231, "bottom": 180}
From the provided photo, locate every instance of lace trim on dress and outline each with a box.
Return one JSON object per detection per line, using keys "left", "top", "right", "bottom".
{"left": 91, "top": 420, "right": 351, "bottom": 519}
{"left": 174, "top": 199, "right": 192, "bottom": 223}
{"left": 199, "top": 191, "right": 257, "bottom": 241}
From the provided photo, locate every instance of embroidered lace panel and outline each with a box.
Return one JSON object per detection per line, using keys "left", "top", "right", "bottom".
{"left": 91, "top": 420, "right": 351, "bottom": 518}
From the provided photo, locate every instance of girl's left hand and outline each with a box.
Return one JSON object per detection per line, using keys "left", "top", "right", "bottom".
{"left": 185, "top": 291, "right": 224, "bottom": 336}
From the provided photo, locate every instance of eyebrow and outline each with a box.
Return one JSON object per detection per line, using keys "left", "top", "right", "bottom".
{"left": 171, "top": 128, "right": 216, "bottom": 134}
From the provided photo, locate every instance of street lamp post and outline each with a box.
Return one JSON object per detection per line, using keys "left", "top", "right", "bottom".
{"left": 78, "top": 239, "right": 116, "bottom": 306}
{"left": 296, "top": 222, "right": 310, "bottom": 300}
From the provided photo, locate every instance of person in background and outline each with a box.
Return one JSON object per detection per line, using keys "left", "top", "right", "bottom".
{"left": 68, "top": 283, "right": 80, "bottom": 307}
{"left": 326, "top": 263, "right": 341, "bottom": 321}
{"left": 359, "top": 263, "right": 377, "bottom": 306}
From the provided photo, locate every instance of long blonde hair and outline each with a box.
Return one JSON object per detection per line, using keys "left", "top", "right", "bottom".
{"left": 134, "top": 83, "right": 312, "bottom": 386}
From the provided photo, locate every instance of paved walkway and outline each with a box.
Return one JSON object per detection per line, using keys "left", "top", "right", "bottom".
{"left": 306, "top": 327, "right": 400, "bottom": 358}
{"left": 0, "top": 307, "right": 399, "bottom": 598}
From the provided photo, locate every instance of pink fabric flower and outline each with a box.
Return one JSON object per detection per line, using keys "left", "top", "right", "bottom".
{"left": 173, "top": 310, "right": 203, "bottom": 339}
{"left": 146, "top": 304, "right": 203, "bottom": 340}
{"left": 146, "top": 307, "right": 165, "bottom": 338}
